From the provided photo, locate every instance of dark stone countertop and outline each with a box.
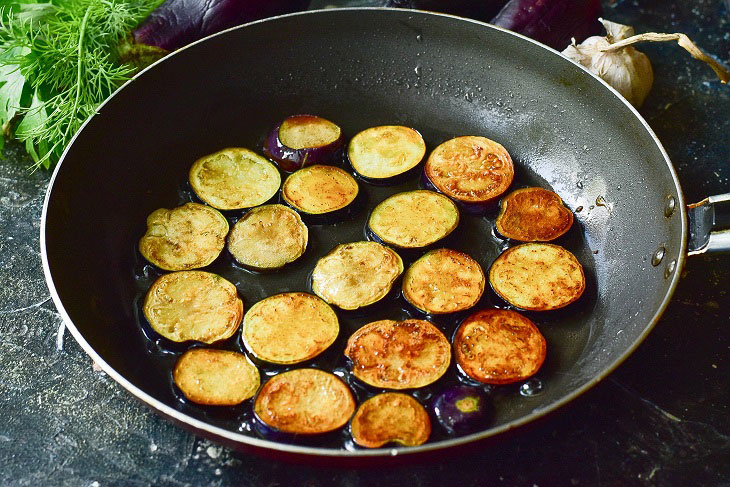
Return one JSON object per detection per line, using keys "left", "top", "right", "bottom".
{"left": 1, "top": 0, "right": 728, "bottom": 485}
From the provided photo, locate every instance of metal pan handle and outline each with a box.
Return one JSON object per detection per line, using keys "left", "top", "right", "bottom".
{"left": 687, "top": 193, "right": 730, "bottom": 255}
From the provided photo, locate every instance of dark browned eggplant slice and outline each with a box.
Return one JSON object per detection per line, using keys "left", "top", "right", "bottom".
{"left": 367, "top": 190, "right": 459, "bottom": 249}
{"left": 254, "top": 369, "right": 355, "bottom": 435}
{"left": 242, "top": 292, "right": 339, "bottom": 365}
{"left": 344, "top": 319, "right": 451, "bottom": 389}
{"left": 350, "top": 393, "right": 431, "bottom": 448}
{"left": 227, "top": 204, "right": 308, "bottom": 270}
{"left": 348, "top": 125, "right": 426, "bottom": 183}
{"left": 139, "top": 202, "right": 228, "bottom": 271}
{"left": 143, "top": 271, "right": 243, "bottom": 343}
{"left": 173, "top": 348, "right": 260, "bottom": 406}
{"left": 496, "top": 187, "right": 574, "bottom": 241}
{"left": 189, "top": 148, "right": 281, "bottom": 210}
{"left": 454, "top": 309, "right": 546, "bottom": 385}
{"left": 311, "top": 241, "right": 403, "bottom": 310}
{"left": 423, "top": 136, "right": 514, "bottom": 211}
{"left": 402, "top": 248, "right": 485, "bottom": 314}
{"left": 489, "top": 243, "right": 585, "bottom": 311}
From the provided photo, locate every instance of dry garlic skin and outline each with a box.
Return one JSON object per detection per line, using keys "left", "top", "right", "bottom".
{"left": 242, "top": 292, "right": 339, "bottom": 365}
{"left": 227, "top": 204, "right": 308, "bottom": 270}
{"left": 350, "top": 393, "right": 431, "bottom": 448}
{"left": 143, "top": 271, "right": 243, "bottom": 343}
{"left": 173, "top": 349, "right": 260, "bottom": 406}
{"left": 139, "top": 202, "right": 228, "bottom": 271}
{"left": 189, "top": 148, "right": 281, "bottom": 210}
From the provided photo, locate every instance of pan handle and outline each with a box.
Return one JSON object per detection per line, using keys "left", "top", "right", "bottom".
{"left": 687, "top": 193, "right": 730, "bottom": 255}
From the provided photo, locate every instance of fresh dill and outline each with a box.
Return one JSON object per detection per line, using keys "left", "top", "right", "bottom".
{"left": 0, "top": 0, "right": 160, "bottom": 169}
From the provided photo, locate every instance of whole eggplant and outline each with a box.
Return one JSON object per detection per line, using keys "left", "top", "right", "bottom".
{"left": 491, "top": 0, "right": 602, "bottom": 50}
{"left": 132, "top": 0, "right": 310, "bottom": 52}
{"left": 385, "top": 0, "right": 510, "bottom": 21}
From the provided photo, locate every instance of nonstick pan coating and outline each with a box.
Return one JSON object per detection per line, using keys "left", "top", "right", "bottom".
{"left": 42, "top": 9, "right": 686, "bottom": 459}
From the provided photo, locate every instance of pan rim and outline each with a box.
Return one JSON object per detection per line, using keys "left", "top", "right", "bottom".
{"left": 40, "top": 7, "right": 688, "bottom": 457}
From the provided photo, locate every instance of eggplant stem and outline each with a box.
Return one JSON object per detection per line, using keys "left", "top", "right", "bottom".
{"left": 601, "top": 32, "right": 730, "bottom": 84}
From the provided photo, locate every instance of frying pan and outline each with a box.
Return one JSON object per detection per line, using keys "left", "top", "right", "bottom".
{"left": 40, "top": 8, "right": 729, "bottom": 462}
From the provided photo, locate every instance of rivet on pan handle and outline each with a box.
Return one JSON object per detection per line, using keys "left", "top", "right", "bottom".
{"left": 687, "top": 193, "right": 730, "bottom": 255}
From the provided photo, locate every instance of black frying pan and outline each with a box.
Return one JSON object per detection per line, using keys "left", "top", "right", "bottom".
{"left": 40, "top": 8, "right": 729, "bottom": 462}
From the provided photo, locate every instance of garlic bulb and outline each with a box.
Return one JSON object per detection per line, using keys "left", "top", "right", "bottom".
{"left": 563, "top": 19, "right": 729, "bottom": 108}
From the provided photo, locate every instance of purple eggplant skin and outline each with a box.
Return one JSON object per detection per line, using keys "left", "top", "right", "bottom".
{"left": 132, "top": 0, "right": 310, "bottom": 52}
{"left": 264, "top": 115, "right": 345, "bottom": 173}
{"left": 385, "top": 0, "right": 509, "bottom": 21}
{"left": 491, "top": 0, "right": 602, "bottom": 51}
{"left": 431, "top": 385, "right": 491, "bottom": 435}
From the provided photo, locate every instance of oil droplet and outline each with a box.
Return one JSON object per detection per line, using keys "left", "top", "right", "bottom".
{"left": 416, "top": 34, "right": 423, "bottom": 42}
{"left": 664, "top": 259, "right": 677, "bottom": 278}
{"left": 651, "top": 246, "right": 665, "bottom": 266}
{"left": 664, "top": 195, "right": 676, "bottom": 217}
{"left": 519, "top": 378, "right": 543, "bottom": 397}
{"left": 596, "top": 195, "right": 607, "bottom": 207}
{"left": 576, "top": 181, "right": 584, "bottom": 189}
{"left": 414, "top": 65, "right": 422, "bottom": 76}
{"left": 575, "top": 206, "right": 583, "bottom": 212}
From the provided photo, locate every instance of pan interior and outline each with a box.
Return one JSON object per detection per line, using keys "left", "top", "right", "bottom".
{"left": 43, "top": 9, "right": 683, "bottom": 453}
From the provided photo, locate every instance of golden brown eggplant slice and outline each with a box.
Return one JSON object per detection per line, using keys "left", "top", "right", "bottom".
{"left": 496, "top": 187, "right": 573, "bottom": 241}
{"left": 367, "top": 190, "right": 459, "bottom": 248}
{"left": 489, "top": 243, "right": 585, "bottom": 311}
{"left": 189, "top": 148, "right": 281, "bottom": 210}
{"left": 424, "top": 136, "right": 514, "bottom": 208}
{"left": 143, "top": 271, "right": 243, "bottom": 343}
{"left": 227, "top": 204, "right": 308, "bottom": 270}
{"left": 281, "top": 164, "right": 359, "bottom": 216}
{"left": 402, "top": 248, "right": 485, "bottom": 314}
{"left": 311, "top": 241, "right": 403, "bottom": 310}
{"left": 348, "top": 125, "right": 426, "bottom": 182}
{"left": 242, "top": 292, "right": 339, "bottom": 365}
{"left": 350, "top": 393, "right": 431, "bottom": 448}
{"left": 173, "top": 348, "right": 260, "bottom": 406}
{"left": 139, "top": 202, "right": 228, "bottom": 271}
{"left": 454, "top": 309, "right": 546, "bottom": 384}
{"left": 345, "top": 319, "right": 451, "bottom": 389}
{"left": 254, "top": 369, "right": 355, "bottom": 435}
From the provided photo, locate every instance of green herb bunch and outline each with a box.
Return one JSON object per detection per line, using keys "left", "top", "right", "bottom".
{"left": 0, "top": 0, "right": 159, "bottom": 169}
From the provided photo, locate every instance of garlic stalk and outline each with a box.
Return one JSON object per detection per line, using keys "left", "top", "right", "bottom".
{"left": 563, "top": 19, "right": 730, "bottom": 108}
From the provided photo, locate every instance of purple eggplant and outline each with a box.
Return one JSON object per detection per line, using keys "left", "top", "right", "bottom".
{"left": 264, "top": 115, "right": 344, "bottom": 172}
{"left": 491, "top": 0, "right": 602, "bottom": 51}
{"left": 385, "top": 0, "right": 510, "bottom": 21}
{"left": 131, "top": 0, "right": 309, "bottom": 53}
{"left": 431, "top": 385, "right": 491, "bottom": 435}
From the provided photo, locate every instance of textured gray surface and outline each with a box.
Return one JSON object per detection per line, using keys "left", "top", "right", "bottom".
{"left": 1, "top": 0, "right": 729, "bottom": 485}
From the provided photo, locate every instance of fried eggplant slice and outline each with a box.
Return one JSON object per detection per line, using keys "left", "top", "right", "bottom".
{"left": 143, "top": 271, "right": 243, "bottom": 343}
{"left": 424, "top": 136, "right": 514, "bottom": 210}
{"left": 264, "top": 114, "right": 344, "bottom": 172}
{"left": 173, "top": 348, "right": 260, "bottom": 406}
{"left": 139, "top": 202, "right": 228, "bottom": 271}
{"left": 345, "top": 319, "right": 451, "bottom": 389}
{"left": 489, "top": 243, "right": 585, "bottom": 311}
{"left": 496, "top": 187, "right": 573, "bottom": 241}
{"left": 227, "top": 204, "right": 308, "bottom": 270}
{"left": 189, "top": 148, "right": 281, "bottom": 210}
{"left": 281, "top": 164, "right": 360, "bottom": 218}
{"left": 254, "top": 369, "right": 355, "bottom": 435}
{"left": 242, "top": 292, "right": 339, "bottom": 365}
{"left": 311, "top": 241, "right": 404, "bottom": 310}
{"left": 367, "top": 190, "right": 459, "bottom": 249}
{"left": 350, "top": 393, "right": 431, "bottom": 448}
{"left": 348, "top": 125, "right": 426, "bottom": 183}
{"left": 402, "top": 248, "right": 485, "bottom": 314}
{"left": 454, "top": 309, "right": 546, "bottom": 384}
